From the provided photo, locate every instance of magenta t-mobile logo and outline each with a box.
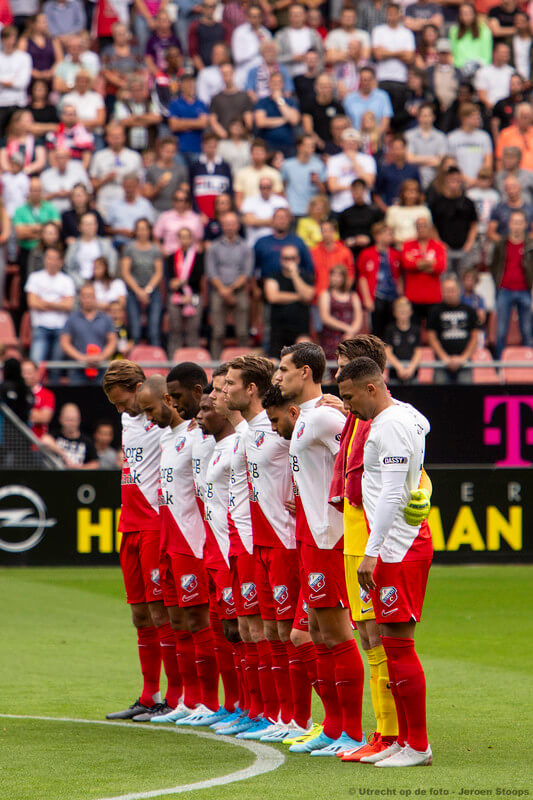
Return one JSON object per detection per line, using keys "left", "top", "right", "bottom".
{"left": 483, "top": 396, "right": 533, "bottom": 466}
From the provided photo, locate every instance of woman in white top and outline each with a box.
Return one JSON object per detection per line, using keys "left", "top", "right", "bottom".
{"left": 91, "top": 255, "right": 127, "bottom": 312}
{"left": 64, "top": 211, "right": 118, "bottom": 288}
{"left": 217, "top": 118, "right": 252, "bottom": 178}
{"left": 385, "top": 179, "right": 432, "bottom": 247}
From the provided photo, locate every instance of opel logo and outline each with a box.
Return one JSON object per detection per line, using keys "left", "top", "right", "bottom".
{"left": 0, "top": 485, "right": 57, "bottom": 553}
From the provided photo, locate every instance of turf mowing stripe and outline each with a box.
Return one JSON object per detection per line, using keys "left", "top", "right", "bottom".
{"left": 0, "top": 714, "right": 285, "bottom": 800}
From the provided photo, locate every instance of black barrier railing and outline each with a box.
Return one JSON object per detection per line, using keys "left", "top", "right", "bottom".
{"left": 40, "top": 360, "right": 533, "bottom": 370}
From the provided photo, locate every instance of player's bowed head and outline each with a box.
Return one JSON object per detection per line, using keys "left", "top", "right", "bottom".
{"left": 337, "top": 356, "right": 393, "bottom": 422}
{"left": 166, "top": 362, "right": 208, "bottom": 420}
{"left": 103, "top": 359, "right": 146, "bottom": 416}
{"left": 137, "top": 374, "right": 178, "bottom": 428}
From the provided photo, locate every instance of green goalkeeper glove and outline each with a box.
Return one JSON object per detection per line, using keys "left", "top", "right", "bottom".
{"left": 403, "top": 488, "right": 431, "bottom": 527}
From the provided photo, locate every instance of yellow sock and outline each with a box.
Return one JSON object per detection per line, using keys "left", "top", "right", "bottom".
{"left": 375, "top": 646, "right": 398, "bottom": 738}
{"left": 366, "top": 646, "right": 382, "bottom": 734}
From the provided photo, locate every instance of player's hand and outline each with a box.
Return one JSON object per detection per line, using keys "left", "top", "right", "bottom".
{"left": 404, "top": 488, "right": 431, "bottom": 526}
{"left": 316, "top": 394, "right": 348, "bottom": 415}
{"left": 284, "top": 499, "right": 296, "bottom": 515}
{"left": 357, "top": 555, "right": 377, "bottom": 593}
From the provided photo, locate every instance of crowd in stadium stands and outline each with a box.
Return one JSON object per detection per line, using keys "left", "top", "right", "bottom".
{"left": 0, "top": 0, "right": 532, "bottom": 389}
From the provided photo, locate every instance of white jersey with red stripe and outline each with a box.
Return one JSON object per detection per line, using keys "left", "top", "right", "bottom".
{"left": 119, "top": 412, "right": 161, "bottom": 533}
{"left": 191, "top": 428, "right": 216, "bottom": 515}
{"left": 289, "top": 398, "right": 345, "bottom": 550}
{"left": 204, "top": 433, "right": 236, "bottom": 568}
{"left": 244, "top": 410, "right": 296, "bottom": 550}
{"left": 362, "top": 402, "right": 432, "bottom": 563}
{"left": 228, "top": 419, "right": 253, "bottom": 556}
{"left": 159, "top": 421, "right": 205, "bottom": 559}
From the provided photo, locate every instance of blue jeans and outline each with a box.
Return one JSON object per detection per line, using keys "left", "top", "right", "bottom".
{"left": 495, "top": 289, "right": 532, "bottom": 357}
{"left": 30, "top": 326, "right": 63, "bottom": 382}
{"left": 127, "top": 288, "right": 162, "bottom": 347}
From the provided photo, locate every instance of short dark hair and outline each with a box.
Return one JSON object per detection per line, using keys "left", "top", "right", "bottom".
{"left": 212, "top": 363, "right": 229, "bottom": 379}
{"left": 337, "top": 356, "right": 383, "bottom": 385}
{"left": 351, "top": 178, "right": 366, "bottom": 190}
{"left": 227, "top": 355, "right": 275, "bottom": 398}
{"left": 391, "top": 133, "right": 406, "bottom": 146}
{"left": 335, "top": 335, "right": 387, "bottom": 372}
{"left": 280, "top": 342, "right": 326, "bottom": 384}
{"left": 262, "top": 384, "right": 287, "bottom": 409}
{"left": 167, "top": 362, "right": 208, "bottom": 389}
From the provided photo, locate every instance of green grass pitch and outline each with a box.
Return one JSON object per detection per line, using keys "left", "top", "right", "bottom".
{"left": 1, "top": 565, "right": 531, "bottom": 800}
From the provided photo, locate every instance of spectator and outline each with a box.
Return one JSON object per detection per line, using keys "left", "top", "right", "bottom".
{"left": 43, "top": 0, "right": 85, "bottom": 42}
{"left": 488, "top": 176, "right": 533, "bottom": 242}
{"left": 1, "top": 152, "right": 30, "bottom": 218}
{"left": 384, "top": 296, "right": 422, "bottom": 383}
{"left": 325, "top": 5, "right": 371, "bottom": 67}
{"left": 0, "top": 109, "right": 46, "bottom": 176}
{"left": 165, "top": 226, "right": 204, "bottom": 354}
{"left": 112, "top": 75, "right": 162, "bottom": 153}
{"left": 40, "top": 147, "right": 91, "bottom": 214}
{"left": 263, "top": 243, "right": 315, "bottom": 357}
{"left": 145, "top": 9, "right": 182, "bottom": 76}
{"left": 234, "top": 137, "right": 284, "bottom": 208}
{"left": 360, "top": 110, "right": 383, "bottom": 158}
{"left": 241, "top": 176, "right": 289, "bottom": 246}
{"left": 488, "top": 0, "right": 519, "bottom": 42}
{"left": 318, "top": 263, "right": 363, "bottom": 360}
{"left": 121, "top": 218, "right": 164, "bottom": 346}
{"left": 44, "top": 103, "right": 94, "bottom": 170}
{"left": 89, "top": 122, "right": 143, "bottom": 218}
{"left": 63, "top": 70, "right": 106, "bottom": 145}
{"left": 109, "top": 300, "right": 132, "bottom": 358}
{"left": 42, "top": 402, "right": 99, "bottom": 467}
{"left": 217, "top": 117, "right": 252, "bottom": 178}
{"left": 327, "top": 127, "right": 376, "bottom": 214}
{"left": 209, "top": 63, "right": 253, "bottom": 140}
{"left": 307, "top": 8, "right": 327, "bottom": 41}
{"left": 401, "top": 215, "right": 447, "bottom": 320}
{"left": 19, "top": 14, "right": 61, "bottom": 87}
{"left": 26, "top": 78, "right": 59, "bottom": 138}
{"left": 490, "top": 209, "right": 533, "bottom": 356}
{"left": 53, "top": 33, "right": 96, "bottom": 95}
{"left": 133, "top": 0, "right": 167, "bottom": 54}
{"left": 21, "top": 358, "right": 55, "bottom": 438}
{"left": 206, "top": 210, "right": 253, "bottom": 357}
{"left": 254, "top": 70, "right": 301, "bottom": 157}
{"left": 25, "top": 245, "right": 75, "bottom": 367}
{"left": 343, "top": 65, "right": 393, "bottom": 134}
{"left": 491, "top": 73, "right": 528, "bottom": 140}
{"left": 357, "top": 0, "right": 389, "bottom": 33}
{"left": 100, "top": 23, "right": 143, "bottom": 113}
{"left": 61, "top": 183, "right": 106, "bottom": 245}
{"left": 404, "top": 0, "right": 443, "bottom": 39}
{"left": 190, "top": 132, "right": 233, "bottom": 222}
{"left": 414, "top": 23, "right": 439, "bottom": 70}
{"left": 425, "top": 154, "right": 458, "bottom": 205}
{"left": 10, "top": 0, "right": 39, "bottom": 34}
{"left": 426, "top": 39, "right": 461, "bottom": 123}
{"left": 474, "top": 41, "right": 513, "bottom": 111}
{"left": 0, "top": 26, "right": 32, "bottom": 135}
{"left": 65, "top": 211, "right": 118, "bottom": 287}
{"left": 405, "top": 102, "right": 448, "bottom": 189}
{"left": 460, "top": 268, "right": 487, "bottom": 326}
{"left": 495, "top": 146, "right": 533, "bottom": 203}
{"left": 337, "top": 178, "right": 384, "bottom": 260}
{"left": 244, "top": 39, "right": 294, "bottom": 103}
{"left": 27, "top": 221, "right": 62, "bottom": 275}
{"left": 93, "top": 420, "right": 121, "bottom": 469}
{"left": 0, "top": 358, "right": 34, "bottom": 424}
{"left": 13, "top": 176, "right": 61, "bottom": 279}
{"left": 204, "top": 193, "right": 239, "bottom": 244}
{"left": 312, "top": 219, "right": 355, "bottom": 296}
{"left": 293, "top": 48, "right": 324, "bottom": 108}
{"left": 196, "top": 42, "right": 229, "bottom": 107}
{"left": 153, "top": 188, "right": 204, "bottom": 255}
{"left": 510, "top": 11, "right": 531, "bottom": 81}
{"left": 427, "top": 273, "right": 479, "bottom": 384}
{"left": 496, "top": 102, "right": 533, "bottom": 172}
{"left": 301, "top": 74, "right": 344, "bottom": 153}
{"left": 449, "top": 3, "right": 492, "bottom": 70}
{"left": 374, "top": 134, "right": 420, "bottom": 211}
{"left": 231, "top": 3, "right": 272, "bottom": 88}
{"left": 357, "top": 222, "right": 402, "bottom": 337}
{"left": 447, "top": 103, "right": 492, "bottom": 187}
{"left": 324, "top": 113, "right": 350, "bottom": 157}
{"left": 281, "top": 134, "right": 326, "bottom": 219}
{"left": 371, "top": 3, "right": 415, "bottom": 115}
{"left": 254, "top": 206, "right": 313, "bottom": 278}
{"left": 274, "top": 3, "right": 324, "bottom": 78}
{"left": 396, "top": 66, "right": 436, "bottom": 131}
{"left": 385, "top": 178, "right": 432, "bottom": 246}
{"left": 188, "top": 0, "right": 230, "bottom": 72}
{"left": 143, "top": 137, "right": 188, "bottom": 215}
{"left": 168, "top": 73, "right": 209, "bottom": 164}
{"left": 105, "top": 174, "right": 156, "bottom": 246}
{"left": 60, "top": 282, "right": 117, "bottom": 384}
{"left": 91, "top": 256, "right": 127, "bottom": 312}
{"left": 466, "top": 168, "right": 501, "bottom": 244}
{"left": 296, "top": 194, "right": 332, "bottom": 249}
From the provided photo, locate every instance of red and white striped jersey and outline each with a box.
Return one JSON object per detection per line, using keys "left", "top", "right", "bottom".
{"left": 119, "top": 412, "right": 161, "bottom": 533}
{"left": 244, "top": 410, "right": 296, "bottom": 550}
{"left": 289, "top": 398, "right": 345, "bottom": 550}
{"left": 191, "top": 428, "right": 216, "bottom": 515}
{"left": 204, "top": 433, "right": 236, "bottom": 568}
{"left": 228, "top": 420, "right": 253, "bottom": 556}
{"left": 159, "top": 421, "right": 205, "bottom": 559}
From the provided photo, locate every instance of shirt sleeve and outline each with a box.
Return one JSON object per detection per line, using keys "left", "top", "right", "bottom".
{"left": 312, "top": 407, "right": 345, "bottom": 455}
{"left": 365, "top": 469, "right": 408, "bottom": 557}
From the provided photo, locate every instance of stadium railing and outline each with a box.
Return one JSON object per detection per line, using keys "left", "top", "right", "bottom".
{"left": 0, "top": 402, "right": 65, "bottom": 470}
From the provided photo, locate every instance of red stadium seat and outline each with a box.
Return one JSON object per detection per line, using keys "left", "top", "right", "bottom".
{"left": 172, "top": 347, "right": 213, "bottom": 378}
{"left": 220, "top": 346, "right": 255, "bottom": 362}
{"left": 0, "top": 310, "right": 18, "bottom": 347}
{"left": 129, "top": 345, "right": 169, "bottom": 377}
{"left": 472, "top": 348, "right": 500, "bottom": 384}
{"left": 417, "top": 347, "right": 435, "bottom": 384}
{"left": 19, "top": 311, "right": 32, "bottom": 352}
{"left": 501, "top": 347, "right": 533, "bottom": 384}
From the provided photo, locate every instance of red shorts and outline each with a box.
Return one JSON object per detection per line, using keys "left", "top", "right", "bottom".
{"left": 119, "top": 530, "right": 162, "bottom": 605}
{"left": 370, "top": 557, "right": 431, "bottom": 624}
{"left": 300, "top": 541, "right": 349, "bottom": 609}
{"left": 254, "top": 545, "right": 300, "bottom": 621}
{"left": 165, "top": 551, "right": 210, "bottom": 608}
{"left": 231, "top": 553, "right": 260, "bottom": 616}
{"left": 207, "top": 565, "right": 237, "bottom": 620}
{"left": 159, "top": 550, "right": 179, "bottom": 607}
{"left": 292, "top": 541, "right": 309, "bottom": 631}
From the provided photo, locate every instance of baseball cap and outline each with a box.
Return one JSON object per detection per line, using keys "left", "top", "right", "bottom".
{"left": 341, "top": 128, "right": 361, "bottom": 142}
{"left": 436, "top": 39, "right": 451, "bottom": 53}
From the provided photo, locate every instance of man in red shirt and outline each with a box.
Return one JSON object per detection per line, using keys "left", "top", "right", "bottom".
{"left": 312, "top": 219, "right": 355, "bottom": 296}
{"left": 357, "top": 222, "right": 402, "bottom": 338}
{"left": 21, "top": 360, "right": 55, "bottom": 439}
{"left": 401, "top": 217, "right": 447, "bottom": 323}
{"left": 490, "top": 209, "right": 533, "bottom": 356}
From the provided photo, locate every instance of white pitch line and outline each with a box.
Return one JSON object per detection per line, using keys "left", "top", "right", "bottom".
{"left": 0, "top": 714, "right": 285, "bottom": 800}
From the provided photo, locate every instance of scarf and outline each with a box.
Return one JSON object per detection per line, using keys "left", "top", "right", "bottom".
{"left": 7, "top": 135, "right": 35, "bottom": 166}
{"left": 329, "top": 414, "right": 371, "bottom": 510}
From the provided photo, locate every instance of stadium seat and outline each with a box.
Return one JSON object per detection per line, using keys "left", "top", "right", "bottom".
{"left": 0, "top": 310, "right": 18, "bottom": 347}
{"left": 19, "top": 311, "right": 32, "bottom": 352}
{"left": 417, "top": 347, "right": 435, "bottom": 384}
{"left": 501, "top": 347, "right": 533, "bottom": 384}
{"left": 129, "top": 345, "right": 169, "bottom": 377}
{"left": 172, "top": 347, "right": 213, "bottom": 378}
{"left": 487, "top": 310, "right": 524, "bottom": 348}
{"left": 472, "top": 348, "right": 500, "bottom": 384}
{"left": 220, "top": 346, "right": 255, "bottom": 362}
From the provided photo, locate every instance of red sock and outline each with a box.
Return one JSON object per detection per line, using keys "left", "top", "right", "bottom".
{"left": 331, "top": 639, "right": 364, "bottom": 741}
{"left": 382, "top": 636, "right": 428, "bottom": 751}
{"left": 213, "top": 625, "right": 239, "bottom": 712}
{"left": 297, "top": 641, "right": 320, "bottom": 698}
{"left": 287, "top": 641, "right": 312, "bottom": 728}
{"left": 315, "top": 644, "right": 342, "bottom": 739}
{"left": 245, "top": 642, "right": 263, "bottom": 718}
{"left": 137, "top": 626, "right": 161, "bottom": 707}
{"left": 257, "top": 639, "right": 280, "bottom": 721}
{"left": 157, "top": 622, "right": 183, "bottom": 709}
{"left": 192, "top": 627, "right": 219, "bottom": 712}
{"left": 175, "top": 630, "right": 201, "bottom": 709}
{"left": 269, "top": 640, "right": 293, "bottom": 724}
{"left": 233, "top": 641, "right": 248, "bottom": 711}
{"left": 385, "top": 657, "right": 408, "bottom": 747}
